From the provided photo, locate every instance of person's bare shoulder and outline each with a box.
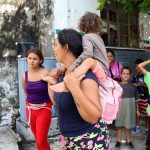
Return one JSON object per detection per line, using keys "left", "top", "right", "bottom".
{"left": 41, "top": 68, "right": 49, "bottom": 75}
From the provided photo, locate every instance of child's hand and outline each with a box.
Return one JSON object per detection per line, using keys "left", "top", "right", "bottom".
{"left": 136, "top": 110, "right": 140, "bottom": 116}
{"left": 135, "top": 83, "right": 144, "bottom": 87}
{"left": 41, "top": 75, "right": 57, "bottom": 85}
{"left": 48, "top": 68, "right": 62, "bottom": 79}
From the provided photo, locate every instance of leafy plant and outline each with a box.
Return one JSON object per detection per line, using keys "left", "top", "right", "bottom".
{"left": 97, "top": 0, "right": 150, "bottom": 13}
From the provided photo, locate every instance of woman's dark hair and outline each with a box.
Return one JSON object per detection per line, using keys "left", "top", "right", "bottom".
{"left": 78, "top": 12, "right": 102, "bottom": 34}
{"left": 135, "top": 59, "right": 144, "bottom": 65}
{"left": 57, "top": 29, "right": 83, "bottom": 58}
{"left": 26, "top": 48, "right": 44, "bottom": 67}
{"left": 107, "top": 49, "right": 115, "bottom": 57}
{"left": 121, "top": 66, "right": 132, "bottom": 74}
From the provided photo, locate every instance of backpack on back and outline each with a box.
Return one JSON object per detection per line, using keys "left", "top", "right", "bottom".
{"left": 99, "top": 76, "right": 123, "bottom": 124}
{"left": 93, "top": 61, "right": 123, "bottom": 124}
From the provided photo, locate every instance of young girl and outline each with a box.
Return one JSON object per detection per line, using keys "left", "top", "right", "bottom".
{"left": 22, "top": 48, "right": 53, "bottom": 150}
{"left": 115, "top": 67, "right": 140, "bottom": 148}
{"left": 49, "top": 11, "right": 109, "bottom": 92}
{"left": 107, "top": 50, "right": 123, "bottom": 82}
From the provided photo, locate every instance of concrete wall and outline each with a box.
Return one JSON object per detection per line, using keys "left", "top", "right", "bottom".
{"left": 0, "top": 0, "right": 54, "bottom": 127}
{"left": 0, "top": 59, "right": 18, "bottom": 127}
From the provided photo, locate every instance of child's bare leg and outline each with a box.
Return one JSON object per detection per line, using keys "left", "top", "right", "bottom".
{"left": 125, "top": 128, "right": 131, "bottom": 143}
{"left": 117, "top": 127, "right": 123, "bottom": 142}
{"left": 50, "top": 58, "right": 96, "bottom": 92}
{"left": 74, "top": 58, "right": 96, "bottom": 77}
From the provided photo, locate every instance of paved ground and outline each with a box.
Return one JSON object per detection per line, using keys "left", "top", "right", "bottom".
{"left": 0, "top": 126, "right": 20, "bottom": 150}
{"left": 109, "top": 126, "right": 146, "bottom": 150}
{"left": 0, "top": 122, "right": 147, "bottom": 150}
{"left": 20, "top": 126, "right": 146, "bottom": 150}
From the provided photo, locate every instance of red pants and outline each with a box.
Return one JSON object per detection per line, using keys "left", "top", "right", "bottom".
{"left": 26, "top": 101, "right": 52, "bottom": 150}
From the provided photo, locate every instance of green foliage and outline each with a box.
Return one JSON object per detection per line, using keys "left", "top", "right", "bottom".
{"left": 139, "top": 0, "right": 150, "bottom": 13}
{"left": 97, "top": 0, "right": 150, "bottom": 13}
{"left": 96, "top": 0, "right": 106, "bottom": 11}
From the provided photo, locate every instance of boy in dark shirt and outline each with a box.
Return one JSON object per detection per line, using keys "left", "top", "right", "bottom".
{"left": 132, "top": 59, "right": 149, "bottom": 135}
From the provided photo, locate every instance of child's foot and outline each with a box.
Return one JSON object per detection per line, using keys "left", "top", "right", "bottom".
{"left": 144, "top": 129, "right": 149, "bottom": 137}
{"left": 126, "top": 142, "right": 134, "bottom": 148}
{"left": 50, "top": 82, "right": 69, "bottom": 92}
{"left": 42, "top": 75, "right": 57, "bottom": 85}
{"left": 131, "top": 126, "right": 140, "bottom": 134}
{"left": 115, "top": 141, "right": 121, "bottom": 147}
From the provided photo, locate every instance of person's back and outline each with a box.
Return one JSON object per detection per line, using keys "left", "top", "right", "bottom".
{"left": 82, "top": 33, "right": 109, "bottom": 74}
{"left": 54, "top": 71, "right": 98, "bottom": 137}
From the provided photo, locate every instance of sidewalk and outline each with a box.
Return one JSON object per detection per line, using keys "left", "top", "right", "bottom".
{"left": 20, "top": 127, "right": 146, "bottom": 150}
{"left": 109, "top": 127, "right": 146, "bottom": 150}
{"left": 0, "top": 124, "right": 146, "bottom": 150}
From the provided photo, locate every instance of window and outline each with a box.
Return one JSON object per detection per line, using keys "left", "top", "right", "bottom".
{"left": 109, "top": 10, "right": 116, "bottom": 22}
{"left": 101, "top": 8, "right": 107, "bottom": 20}
{"left": 101, "top": 4, "right": 139, "bottom": 48}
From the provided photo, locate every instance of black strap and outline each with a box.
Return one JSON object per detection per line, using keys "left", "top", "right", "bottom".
{"left": 25, "top": 71, "right": 28, "bottom": 82}
{"left": 117, "top": 61, "right": 120, "bottom": 72}
{"left": 109, "top": 68, "right": 114, "bottom": 79}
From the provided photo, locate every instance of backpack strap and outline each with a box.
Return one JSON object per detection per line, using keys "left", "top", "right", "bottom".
{"left": 117, "top": 61, "right": 120, "bottom": 71}
{"left": 117, "top": 61, "right": 121, "bottom": 81}
{"left": 109, "top": 67, "right": 114, "bottom": 79}
{"left": 109, "top": 61, "right": 120, "bottom": 80}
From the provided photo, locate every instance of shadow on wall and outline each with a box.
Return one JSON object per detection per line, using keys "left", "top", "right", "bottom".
{"left": 0, "top": 0, "right": 53, "bottom": 127}
{"left": 0, "top": 0, "right": 39, "bottom": 59}
{"left": 0, "top": 59, "right": 19, "bottom": 127}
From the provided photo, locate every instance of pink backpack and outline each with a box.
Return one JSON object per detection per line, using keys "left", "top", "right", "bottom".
{"left": 93, "top": 61, "right": 123, "bottom": 124}
{"left": 99, "top": 77, "right": 123, "bottom": 124}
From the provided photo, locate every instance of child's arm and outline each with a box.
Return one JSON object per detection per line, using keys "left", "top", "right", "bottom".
{"left": 138, "top": 60, "right": 150, "bottom": 75}
{"left": 135, "top": 85, "right": 140, "bottom": 116}
{"left": 136, "top": 103, "right": 140, "bottom": 116}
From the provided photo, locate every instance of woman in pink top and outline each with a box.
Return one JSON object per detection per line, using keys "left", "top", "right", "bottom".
{"left": 107, "top": 50, "right": 123, "bottom": 82}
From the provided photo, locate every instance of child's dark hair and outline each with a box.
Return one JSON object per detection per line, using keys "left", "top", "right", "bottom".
{"left": 135, "top": 59, "right": 144, "bottom": 65}
{"left": 107, "top": 49, "right": 115, "bottom": 57}
{"left": 121, "top": 66, "right": 132, "bottom": 74}
{"left": 26, "top": 48, "right": 44, "bottom": 67}
{"left": 57, "top": 29, "right": 83, "bottom": 58}
{"left": 78, "top": 11, "right": 102, "bottom": 34}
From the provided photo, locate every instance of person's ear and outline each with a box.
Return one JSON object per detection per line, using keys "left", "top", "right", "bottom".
{"left": 39, "top": 59, "right": 43, "bottom": 65}
{"left": 64, "top": 44, "right": 69, "bottom": 52}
